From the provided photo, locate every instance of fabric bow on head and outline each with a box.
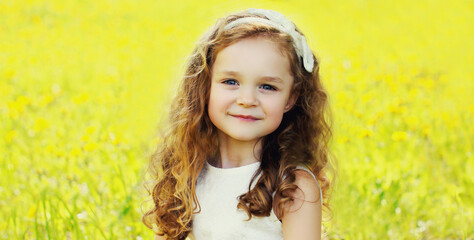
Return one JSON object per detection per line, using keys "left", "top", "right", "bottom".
{"left": 224, "top": 8, "right": 315, "bottom": 73}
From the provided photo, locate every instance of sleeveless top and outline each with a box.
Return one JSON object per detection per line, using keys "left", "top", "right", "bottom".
{"left": 190, "top": 161, "right": 323, "bottom": 240}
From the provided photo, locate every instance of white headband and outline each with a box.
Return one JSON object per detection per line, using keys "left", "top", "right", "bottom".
{"left": 224, "top": 8, "right": 314, "bottom": 73}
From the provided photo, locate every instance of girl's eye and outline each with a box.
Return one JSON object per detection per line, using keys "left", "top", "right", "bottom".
{"left": 261, "top": 84, "right": 277, "bottom": 91}
{"left": 222, "top": 79, "right": 238, "bottom": 85}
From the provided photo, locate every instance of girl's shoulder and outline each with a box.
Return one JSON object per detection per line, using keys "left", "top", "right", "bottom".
{"left": 292, "top": 167, "right": 323, "bottom": 204}
{"left": 272, "top": 166, "right": 323, "bottom": 219}
{"left": 277, "top": 167, "right": 324, "bottom": 239}
{"left": 278, "top": 165, "right": 323, "bottom": 205}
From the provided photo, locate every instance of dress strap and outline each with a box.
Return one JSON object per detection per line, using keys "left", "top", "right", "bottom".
{"left": 294, "top": 166, "right": 323, "bottom": 207}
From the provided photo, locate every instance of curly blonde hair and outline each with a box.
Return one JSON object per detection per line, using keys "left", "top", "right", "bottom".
{"left": 142, "top": 9, "right": 336, "bottom": 240}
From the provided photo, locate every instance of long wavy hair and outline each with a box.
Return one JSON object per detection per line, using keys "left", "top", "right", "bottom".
{"left": 142, "top": 9, "right": 336, "bottom": 240}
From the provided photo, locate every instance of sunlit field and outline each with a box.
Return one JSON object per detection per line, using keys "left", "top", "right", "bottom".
{"left": 1, "top": 0, "right": 472, "bottom": 239}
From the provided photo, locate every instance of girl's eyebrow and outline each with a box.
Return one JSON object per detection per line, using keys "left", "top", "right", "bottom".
{"left": 216, "top": 70, "right": 284, "bottom": 84}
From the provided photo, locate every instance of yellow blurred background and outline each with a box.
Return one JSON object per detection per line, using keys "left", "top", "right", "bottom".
{"left": 0, "top": 0, "right": 472, "bottom": 239}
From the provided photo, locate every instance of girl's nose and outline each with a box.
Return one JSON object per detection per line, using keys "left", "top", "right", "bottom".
{"left": 236, "top": 88, "right": 258, "bottom": 107}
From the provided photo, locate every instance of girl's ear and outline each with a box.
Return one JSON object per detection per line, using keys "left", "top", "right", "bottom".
{"left": 284, "top": 93, "right": 299, "bottom": 113}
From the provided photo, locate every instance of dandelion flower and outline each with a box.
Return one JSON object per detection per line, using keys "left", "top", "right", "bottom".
{"left": 392, "top": 131, "right": 408, "bottom": 141}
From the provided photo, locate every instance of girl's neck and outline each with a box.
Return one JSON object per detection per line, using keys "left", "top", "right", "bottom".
{"left": 211, "top": 133, "right": 263, "bottom": 169}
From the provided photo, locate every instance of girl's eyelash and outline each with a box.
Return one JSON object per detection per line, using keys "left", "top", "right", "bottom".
{"left": 222, "top": 79, "right": 238, "bottom": 85}
{"left": 261, "top": 84, "right": 277, "bottom": 91}
{"left": 221, "top": 79, "right": 277, "bottom": 91}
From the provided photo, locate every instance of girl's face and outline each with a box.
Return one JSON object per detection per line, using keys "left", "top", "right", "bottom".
{"left": 208, "top": 37, "right": 297, "bottom": 143}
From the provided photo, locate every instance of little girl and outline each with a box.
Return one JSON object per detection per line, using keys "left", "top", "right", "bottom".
{"left": 143, "top": 8, "right": 334, "bottom": 240}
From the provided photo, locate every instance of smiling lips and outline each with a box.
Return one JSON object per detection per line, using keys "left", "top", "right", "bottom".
{"left": 231, "top": 114, "right": 261, "bottom": 121}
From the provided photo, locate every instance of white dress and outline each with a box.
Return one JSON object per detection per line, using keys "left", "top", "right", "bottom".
{"left": 191, "top": 161, "right": 323, "bottom": 240}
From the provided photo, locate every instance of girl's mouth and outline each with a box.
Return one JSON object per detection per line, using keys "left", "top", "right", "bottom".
{"left": 232, "top": 114, "right": 260, "bottom": 121}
